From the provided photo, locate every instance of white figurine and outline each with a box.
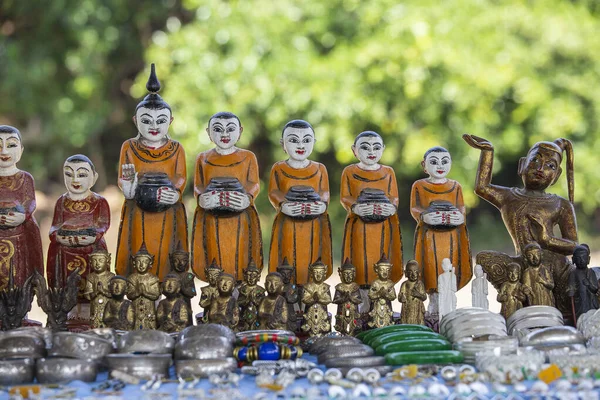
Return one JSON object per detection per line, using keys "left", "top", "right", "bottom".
{"left": 471, "top": 264, "right": 489, "bottom": 309}
{"left": 438, "top": 258, "right": 457, "bottom": 321}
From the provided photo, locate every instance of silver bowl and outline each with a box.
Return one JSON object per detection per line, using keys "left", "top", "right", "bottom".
{"left": 0, "top": 358, "right": 35, "bottom": 384}
{"left": 0, "top": 334, "right": 46, "bottom": 359}
{"left": 49, "top": 332, "right": 113, "bottom": 360}
{"left": 118, "top": 330, "right": 175, "bottom": 354}
{"left": 105, "top": 353, "right": 172, "bottom": 380}
{"left": 175, "top": 358, "right": 237, "bottom": 378}
{"left": 175, "top": 335, "right": 233, "bottom": 360}
{"left": 36, "top": 357, "right": 98, "bottom": 383}
{"left": 6, "top": 327, "right": 53, "bottom": 349}
{"left": 179, "top": 324, "right": 236, "bottom": 344}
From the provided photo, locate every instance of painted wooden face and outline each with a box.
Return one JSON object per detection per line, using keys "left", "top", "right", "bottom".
{"left": 0, "top": 132, "right": 23, "bottom": 169}
{"left": 208, "top": 117, "right": 241, "bottom": 150}
{"left": 424, "top": 151, "right": 451, "bottom": 180}
{"left": 353, "top": 136, "right": 384, "bottom": 166}
{"left": 283, "top": 127, "right": 315, "bottom": 162}
{"left": 135, "top": 107, "right": 172, "bottom": 144}
{"left": 63, "top": 161, "right": 96, "bottom": 196}
{"left": 90, "top": 254, "right": 110, "bottom": 273}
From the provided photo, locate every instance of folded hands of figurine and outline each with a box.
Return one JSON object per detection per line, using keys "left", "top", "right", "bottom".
{"left": 282, "top": 201, "right": 326, "bottom": 216}
{"left": 57, "top": 235, "right": 95, "bottom": 246}
{"left": 121, "top": 163, "right": 138, "bottom": 199}
{"left": 353, "top": 203, "right": 395, "bottom": 217}
{"left": 199, "top": 191, "right": 250, "bottom": 210}
{"left": 422, "top": 211, "right": 464, "bottom": 226}
{"left": 157, "top": 186, "right": 180, "bottom": 205}
{"left": 0, "top": 211, "right": 26, "bottom": 227}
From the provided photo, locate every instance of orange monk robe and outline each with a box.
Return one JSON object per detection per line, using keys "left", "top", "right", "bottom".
{"left": 115, "top": 139, "right": 188, "bottom": 280}
{"left": 191, "top": 149, "right": 263, "bottom": 282}
{"left": 410, "top": 179, "right": 472, "bottom": 292}
{"left": 340, "top": 164, "right": 403, "bottom": 285}
{"left": 268, "top": 161, "right": 332, "bottom": 284}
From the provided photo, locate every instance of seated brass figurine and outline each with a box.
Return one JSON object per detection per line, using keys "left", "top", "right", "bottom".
{"left": 521, "top": 242, "right": 555, "bottom": 307}
{"left": 207, "top": 273, "right": 239, "bottom": 330}
{"left": 277, "top": 258, "right": 299, "bottom": 332}
{"left": 83, "top": 248, "right": 115, "bottom": 328}
{"left": 301, "top": 260, "right": 332, "bottom": 336}
{"left": 238, "top": 260, "right": 265, "bottom": 331}
{"left": 368, "top": 255, "right": 396, "bottom": 328}
{"left": 199, "top": 259, "right": 223, "bottom": 323}
{"left": 103, "top": 276, "right": 134, "bottom": 331}
{"left": 156, "top": 274, "right": 192, "bottom": 332}
{"left": 398, "top": 260, "right": 427, "bottom": 325}
{"left": 126, "top": 243, "right": 160, "bottom": 329}
{"left": 258, "top": 272, "right": 288, "bottom": 330}
{"left": 169, "top": 241, "right": 197, "bottom": 309}
{"left": 497, "top": 263, "right": 526, "bottom": 320}
{"left": 567, "top": 244, "right": 599, "bottom": 321}
{"left": 333, "top": 258, "right": 362, "bottom": 335}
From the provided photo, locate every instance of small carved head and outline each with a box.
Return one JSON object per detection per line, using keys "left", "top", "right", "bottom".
{"left": 265, "top": 272, "right": 284, "bottom": 295}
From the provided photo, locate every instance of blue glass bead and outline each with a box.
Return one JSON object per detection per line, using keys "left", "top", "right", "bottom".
{"left": 258, "top": 342, "right": 281, "bottom": 360}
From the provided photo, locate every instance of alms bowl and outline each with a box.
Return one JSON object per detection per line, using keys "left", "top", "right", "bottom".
{"left": 36, "top": 357, "right": 98, "bottom": 383}
{"left": 49, "top": 332, "right": 112, "bottom": 360}
{"left": 105, "top": 353, "right": 172, "bottom": 380}
{"left": 0, "top": 358, "right": 35, "bottom": 384}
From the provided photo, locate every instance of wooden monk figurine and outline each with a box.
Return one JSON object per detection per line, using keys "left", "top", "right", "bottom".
{"left": 277, "top": 258, "right": 299, "bottom": 332}
{"left": 368, "top": 255, "right": 396, "bottom": 328}
{"left": 258, "top": 272, "right": 288, "bottom": 330}
{"left": 463, "top": 134, "right": 577, "bottom": 318}
{"left": 0, "top": 125, "right": 44, "bottom": 291}
{"left": 127, "top": 243, "right": 160, "bottom": 329}
{"left": 567, "top": 244, "right": 599, "bottom": 320}
{"left": 116, "top": 64, "right": 188, "bottom": 280}
{"left": 192, "top": 112, "right": 262, "bottom": 283}
{"left": 341, "top": 131, "right": 403, "bottom": 285}
{"left": 268, "top": 120, "right": 332, "bottom": 284}
{"left": 238, "top": 259, "right": 265, "bottom": 331}
{"left": 333, "top": 258, "right": 362, "bottom": 335}
{"left": 103, "top": 276, "right": 134, "bottom": 331}
{"left": 156, "top": 274, "right": 192, "bottom": 332}
{"left": 207, "top": 273, "right": 239, "bottom": 330}
{"left": 521, "top": 242, "right": 555, "bottom": 307}
{"left": 410, "top": 147, "right": 471, "bottom": 313}
{"left": 82, "top": 248, "right": 115, "bottom": 328}
{"left": 199, "top": 259, "right": 223, "bottom": 322}
{"left": 169, "top": 241, "right": 196, "bottom": 310}
{"left": 48, "top": 155, "right": 110, "bottom": 294}
{"left": 301, "top": 260, "right": 332, "bottom": 336}
{"left": 398, "top": 260, "right": 427, "bottom": 325}
{"left": 497, "top": 263, "right": 526, "bottom": 320}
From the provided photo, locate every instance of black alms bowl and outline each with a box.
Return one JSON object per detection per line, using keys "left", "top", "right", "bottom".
{"left": 356, "top": 188, "right": 391, "bottom": 223}
{"left": 135, "top": 172, "right": 176, "bottom": 213}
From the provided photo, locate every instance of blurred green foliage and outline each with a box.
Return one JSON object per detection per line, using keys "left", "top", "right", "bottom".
{"left": 2, "top": 0, "right": 600, "bottom": 255}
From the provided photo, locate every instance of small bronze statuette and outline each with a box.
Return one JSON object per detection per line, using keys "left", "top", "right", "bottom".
{"left": 207, "top": 273, "right": 239, "bottom": 329}
{"left": 103, "top": 276, "right": 134, "bottom": 331}
{"left": 83, "top": 248, "right": 115, "bottom": 328}
{"left": 522, "top": 242, "right": 555, "bottom": 307}
{"left": 258, "top": 272, "right": 288, "bottom": 330}
{"left": 0, "top": 260, "right": 34, "bottom": 330}
{"left": 199, "top": 259, "right": 223, "bottom": 323}
{"left": 567, "top": 244, "right": 599, "bottom": 322}
{"left": 497, "top": 263, "right": 526, "bottom": 320}
{"left": 277, "top": 258, "right": 300, "bottom": 332}
{"left": 368, "top": 255, "right": 396, "bottom": 329}
{"left": 301, "top": 260, "right": 332, "bottom": 336}
{"left": 126, "top": 243, "right": 160, "bottom": 329}
{"left": 238, "top": 259, "right": 265, "bottom": 331}
{"left": 156, "top": 274, "right": 192, "bottom": 332}
{"left": 333, "top": 258, "right": 362, "bottom": 335}
{"left": 169, "top": 241, "right": 197, "bottom": 309}
{"left": 398, "top": 260, "right": 427, "bottom": 325}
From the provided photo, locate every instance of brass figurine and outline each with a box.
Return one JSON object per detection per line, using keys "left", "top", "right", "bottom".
{"left": 207, "top": 273, "right": 239, "bottom": 329}
{"left": 398, "top": 260, "right": 427, "bottom": 325}
{"left": 238, "top": 260, "right": 265, "bottom": 331}
{"left": 497, "top": 263, "right": 526, "bottom": 320}
{"left": 521, "top": 242, "right": 555, "bottom": 307}
{"left": 156, "top": 274, "right": 192, "bottom": 332}
{"left": 301, "top": 260, "right": 332, "bottom": 336}
{"left": 127, "top": 243, "right": 160, "bottom": 329}
{"left": 199, "top": 259, "right": 223, "bottom": 323}
{"left": 258, "top": 272, "right": 288, "bottom": 330}
{"left": 169, "top": 241, "right": 197, "bottom": 309}
{"left": 368, "top": 255, "right": 396, "bottom": 328}
{"left": 567, "top": 244, "right": 599, "bottom": 321}
{"left": 463, "top": 134, "right": 577, "bottom": 319}
{"left": 333, "top": 258, "right": 362, "bottom": 335}
{"left": 277, "top": 258, "right": 299, "bottom": 332}
{"left": 103, "top": 276, "right": 135, "bottom": 331}
{"left": 83, "top": 248, "right": 115, "bottom": 328}
{"left": 0, "top": 261, "right": 34, "bottom": 330}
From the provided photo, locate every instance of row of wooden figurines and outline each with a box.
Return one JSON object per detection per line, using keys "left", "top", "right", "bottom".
{"left": 0, "top": 64, "right": 472, "bottom": 311}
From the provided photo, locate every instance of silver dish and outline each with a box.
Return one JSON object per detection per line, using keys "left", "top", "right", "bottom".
{"left": 5, "top": 327, "right": 53, "bottom": 349}
{"left": 49, "top": 332, "right": 113, "bottom": 360}
{"left": 0, "top": 358, "right": 35, "bottom": 384}
{"left": 118, "top": 330, "right": 175, "bottom": 354}
{"left": 0, "top": 334, "right": 46, "bottom": 359}
{"left": 179, "top": 324, "right": 236, "bottom": 344}
{"left": 175, "top": 358, "right": 237, "bottom": 378}
{"left": 85, "top": 328, "right": 118, "bottom": 348}
{"left": 105, "top": 353, "right": 172, "bottom": 380}
{"left": 310, "top": 337, "right": 362, "bottom": 355}
{"left": 520, "top": 326, "right": 584, "bottom": 348}
{"left": 36, "top": 357, "right": 98, "bottom": 383}
{"left": 174, "top": 335, "right": 233, "bottom": 360}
